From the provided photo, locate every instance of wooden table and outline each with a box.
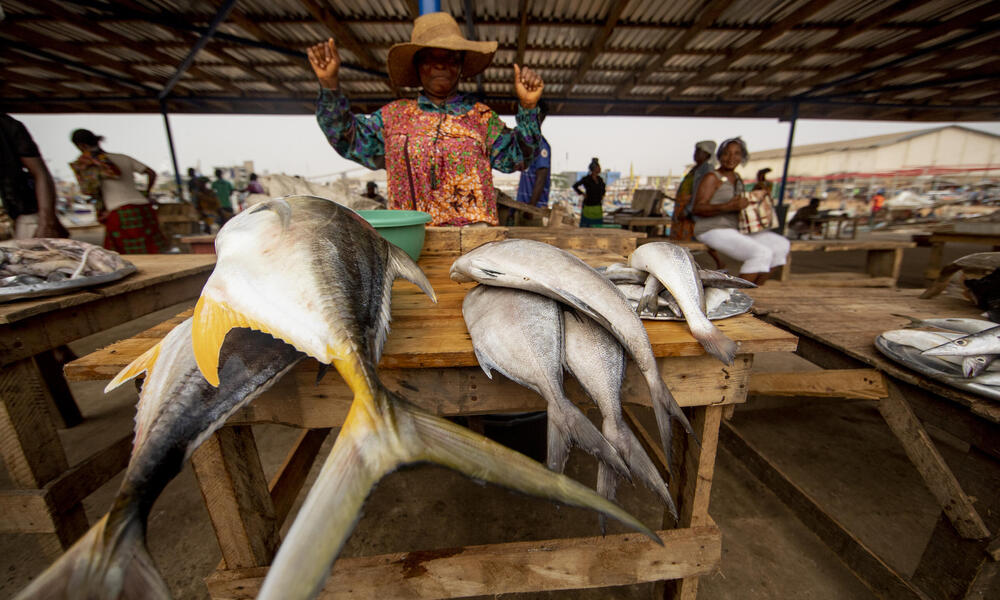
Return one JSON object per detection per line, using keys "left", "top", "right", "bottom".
{"left": 666, "top": 239, "right": 916, "bottom": 287}
{"left": 804, "top": 215, "right": 862, "bottom": 240}
{"left": 66, "top": 254, "right": 797, "bottom": 600}
{"left": 0, "top": 254, "right": 215, "bottom": 554}
{"left": 735, "top": 286, "right": 999, "bottom": 600}
{"left": 922, "top": 230, "right": 1000, "bottom": 280}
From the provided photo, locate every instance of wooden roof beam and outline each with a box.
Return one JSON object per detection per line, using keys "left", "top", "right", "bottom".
{"left": 298, "top": 0, "right": 380, "bottom": 72}
{"left": 515, "top": 0, "right": 529, "bottom": 66}
{"left": 792, "top": 3, "right": 1000, "bottom": 97}
{"left": 716, "top": 0, "right": 926, "bottom": 95}
{"left": 674, "top": 0, "right": 829, "bottom": 94}
{"left": 614, "top": 0, "right": 734, "bottom": 98}
{"left": 567, "top": 0, "right": 630, "bottom": 89}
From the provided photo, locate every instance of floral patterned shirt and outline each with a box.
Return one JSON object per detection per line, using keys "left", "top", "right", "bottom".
{"left": 317, "top": 88, "right": 541, "bottom": 226}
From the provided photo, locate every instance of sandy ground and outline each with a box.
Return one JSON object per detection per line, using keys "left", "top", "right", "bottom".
{"left": 1, "top": 231, "right": 995, "bottom": 599}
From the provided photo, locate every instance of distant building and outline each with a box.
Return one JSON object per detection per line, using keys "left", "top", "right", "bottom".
{"left": 744, "top": 125, "right": 1000, "bottom": 198}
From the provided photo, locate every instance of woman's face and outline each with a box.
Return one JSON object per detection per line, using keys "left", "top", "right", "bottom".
{"left": 591, "top": 164, "right": 601, "bottom": 176}
{"left": 416, "top": 49, "right": 462, "bottom": 98}
{"left": 719, "top": 142, "right": 744, "bottom": 170}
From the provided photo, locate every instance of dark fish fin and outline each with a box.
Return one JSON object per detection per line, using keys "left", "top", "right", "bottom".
{"left": 596, "top": 462, "right": 617, "bottom": 536}
{"left": 547, "top": 400, "right": 629, "bottom": 479}
{"left": 388, "top": 243, "right": 437, "bottom": 304}
{"left": 649, "top": 378, "right": 698, "bottom": 466}
{"left": 316, "top": 363, "right": 331, "bottom": 385}
{"left": 14, "top": 513, "right": 169, "bottom": 600}
{"left": 258, "top": 387, "right": 660, "bottom": 599}
{"left": 693, "top": 321, "right": 739, "bottom": 365}
{"left": 617, "top": 420, "right": 678, "bottom": 521}
{"left": 699, "top": 269, "right": 757, "bottom": 289}
{"left": 891, "top": 313, "right": 924, "bottom": 328}
{"left": 639, "top": 274, "right": 664, "bottom": 316}
{"left": 920, "top": 263, "right": 961, "bottom": 299}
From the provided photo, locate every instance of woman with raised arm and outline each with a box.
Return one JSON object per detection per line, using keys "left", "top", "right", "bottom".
{"left": 308, "top": 12, "right": 545, "bottom": 227}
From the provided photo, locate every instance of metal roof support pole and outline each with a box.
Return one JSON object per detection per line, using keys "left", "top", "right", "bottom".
{"left": 420, "top": 0, "right": 440, "bottom": 14}
{"left": 158, "top": 0, "right": 239, "bottom": 101}
{"left": 463, "top": 0, "right": 485, "bottom": 99}
{"left": 160, "top": 100, "right": 185, "bottom": 204}
{"left": 777, "top": 102, "right": 798, "bottom": 208}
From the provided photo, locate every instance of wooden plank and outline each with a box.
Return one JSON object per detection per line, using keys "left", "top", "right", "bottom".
{"left": 422, "top": 227, "right": 462, "bottom": 256}
{"left": 0, "top": 490, "right": 56, "bottom": 533}
{"left": 0, "top": 358, "right": 69, "bottom": 488}
{"left": 720, "top": 422, "right": 930, "bottom": 600}
{"left": 460, "top": 227, "right": 507, "bottom": 254}
{"left": 988, "top": 536, "right": 1000, "bottom": 562}
{"left": 749, "top": 370, "right": 887, "bottom": 400}
{"left": 204, "top": 526, "right": 722, "bottom": 599}
{"left": 866, "top": 248, "right": 904, "bottom": 281}
{"left": 191, "top": 427, "right": 279, "bottom": 570}
{"left": 268, "top": 428, "right": 331, "bottom": 526}
{"left": 878, "top": 381, "right": 990, "bottom": 540}
{"left": 47, "top": 435, "right": 131, "bottom": 511}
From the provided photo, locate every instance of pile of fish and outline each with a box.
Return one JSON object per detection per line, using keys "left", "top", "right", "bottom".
{"left": 16, "top": 196, "right": 658, "bottom": 600}
{"left": 875, "top": 315, "right": 1000, "bottom": 400}
{"left": 451, "top": 239, "right": 746, "bottom": 527}
{"left": 0, "top": 238, "right": 135, "bottom": 301}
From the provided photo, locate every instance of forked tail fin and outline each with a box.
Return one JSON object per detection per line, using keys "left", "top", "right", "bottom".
{"left": 691, "top": 320, "right": 739, "bottom": 366}
{"left": 258, "top": 386, "right": 660, "bottom": 600}
{"left": 13, "top": 511, "right": 170, "bottom": 600}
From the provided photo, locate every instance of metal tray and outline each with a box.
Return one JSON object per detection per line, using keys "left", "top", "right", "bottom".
{"left": 628, "top": 290, "right": 754, "bottom": 321}
{"left": 0, "top": 241, "right": 137, "bottom": 303}
{"left": 874, "top": 332, "right": 1000, "bottom": 401}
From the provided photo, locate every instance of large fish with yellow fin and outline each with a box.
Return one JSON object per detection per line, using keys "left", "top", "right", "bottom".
{"left": 183, "top": 197, "right": 658, "bottom": 600}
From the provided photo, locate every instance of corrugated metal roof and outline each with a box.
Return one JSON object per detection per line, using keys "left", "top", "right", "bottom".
{"left": 2, "top": 0, "right": 997, "bottom": 121}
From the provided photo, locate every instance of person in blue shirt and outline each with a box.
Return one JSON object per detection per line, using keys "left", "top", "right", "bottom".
{"left": 516, "top": 103, "right": 551, "bottom": 209}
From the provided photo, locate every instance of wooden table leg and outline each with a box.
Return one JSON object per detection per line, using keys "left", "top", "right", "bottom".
{"left": 0, "top": 358, "right": 88, "bottom": 554}
{"left": 925, "top": 242, "right": 945, "bottom": 280}
{"left": 191, "top": 426, "right": 280, "bottom": 569}
{"left": 662, "top": 405, "right": 724, "bottom": 600}
{"left": 866, "top": 248, "right": 904, "bottom": 283}
{"left": 878, "top": 380, "right": 989, "bottom": 540}
{"left": 778, "top": 252, "right": 792, "bottom": 282}
{"left": 34, "top": 349, "right": 83, "bottom": 429}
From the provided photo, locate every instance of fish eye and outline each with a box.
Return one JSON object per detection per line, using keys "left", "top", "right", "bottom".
{"left": 956, "top": 339, "right": 967, "bottom": 346}
{"left": 976, "top": 357, "right": 986, "bottom": 363}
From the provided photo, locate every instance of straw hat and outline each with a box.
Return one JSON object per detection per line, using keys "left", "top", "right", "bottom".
{"left": 387, "top": 12, "right": 498, "bottom": 88}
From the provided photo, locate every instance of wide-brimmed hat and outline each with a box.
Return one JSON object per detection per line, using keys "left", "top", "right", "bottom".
{"left": 387, "top": 12, "right": 497, "bottom": 88}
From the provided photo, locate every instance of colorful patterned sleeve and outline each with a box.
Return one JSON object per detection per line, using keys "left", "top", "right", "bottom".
{"left": 315, "top": 87, "right": 386, "bottom": 170}
{"left": 485, "top": 105, "right": 541, "bottom": 173}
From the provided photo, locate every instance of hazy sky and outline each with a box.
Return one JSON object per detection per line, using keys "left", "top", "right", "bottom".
{"left": 15, "top": 110, "right": 1000, "bottom": 183}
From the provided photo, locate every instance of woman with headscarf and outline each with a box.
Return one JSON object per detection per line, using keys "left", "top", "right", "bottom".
{"left": 692, "top": 137, "right": 789, "bottom": 285}
{"left": 307, "top": 12, "right": 544, "bottom": 227}
{"left": 671, "top": 140, "right": 716, "bottom": 241}
{"left": 69, "top": 129, "right": 168, "bottom": 254}
{"left": 573, "top": 158, "right": 606, "bottom": 228}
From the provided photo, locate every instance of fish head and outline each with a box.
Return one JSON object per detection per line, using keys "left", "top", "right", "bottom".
{"left": 450, "top": 252, "right": 507, "bottom": 283}
{"left": 921, "top": 337, "right": 972, "bottom": 356}
{"left": 215, "top": 198, "right": 292, "bottom": 258}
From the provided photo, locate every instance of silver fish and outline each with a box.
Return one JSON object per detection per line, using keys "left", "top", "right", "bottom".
{"left": 922, "top": 325, "right": 1000, "bottom": 358}
{"left": 598, "top": 262, "right": 647, "bottom": 285}
{"left": 892, "top": 314, "right": 998, "bottom": 335}
{"left": 598, "top": 263, "right": 756, "bottom": 290}
{"left": 14, "top": 320, "right": 305, "bottom": 600}
{"left": 970, "top": 371, "right": 1000, "bottom": 386}
{"left": 450, "top": 239, "right": 695, "bottom": 462}
{"left": 881, "top": 330, "right": 997, "bottom": 377}
{"left": 704, "top": 287, "right": 732, "bottom": 314}
{"left": 563, "top": 309, "right": 677, "bottom": 528}
{"left": 616, "top": 283, "right": 681, "bottom": 316}
{"left": 639, "top": 273, "right": 668, "bottom": 316}
{"left": 630, "top": 242, "right": 739, "bottom": 365}
{"left": 698, "top": 269, "right": 756, "bottom": 289}
{"left": 184, "top": 199, "right": 661, "bottom": 600}
{"left": 875, "top": 333, "right": 1000, "bottom": 401}
{"left": 462, "top": 285, "right": 628, "bottom": 475}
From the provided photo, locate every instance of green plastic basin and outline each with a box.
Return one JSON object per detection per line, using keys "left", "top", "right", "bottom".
{"left": 357, "top": 209, "right": 432, "bottom": 261}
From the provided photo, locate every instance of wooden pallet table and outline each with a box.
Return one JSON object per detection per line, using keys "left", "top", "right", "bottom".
{"left": 0, "top": 254, "right": 215, "bottom": 555}
{"left": 661, "top": 239, "right": 915, "bottom": 287}
{"left": 922, "top": 230, "right": 1000, "bottom": 280}
{"left": 65, "top": 254, "right": 796, "bottom": 599}
{"left": 736, "top": 286, "right": 1000, "bottom": 600}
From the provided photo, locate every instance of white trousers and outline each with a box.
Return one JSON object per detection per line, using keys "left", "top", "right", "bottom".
{"left": 696, "top": 228, "right": 790, "bottom": 274}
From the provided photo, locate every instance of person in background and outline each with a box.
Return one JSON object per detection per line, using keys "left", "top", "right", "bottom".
{"left": 692, "top": 137, "right": 789, "bottom": 285}
{"left": 573, "top": 157, "right": 605, "bottom": 228}
{"left": 307, "top": 12, "right": 544, "bottom": 227}
{"left": 245, "top": 172, "right": 265, "bottom": 194}
{"left": 69, "top": 129, "right": 167, "bottom": 253}
{"left": 0, "top": 113, "right": 68, "bottom": 239}
{"left": 193, "top": 177, "right": 221, "bottom": 233}
{"left": 870, "top": 188, "right": 886, "bottom": 225}
{"left": 753, "top": 167, "right": 774, "bottom": 195}
{"left": 186, "top": 167, "right": 205, "bottom": 204}
{"left": 361, "top": 181, "right": 387, "bottom": 206}
{"left": 671, "top": 140, "right": 715, "bottom": 242}
{"left": 787, "top": 197, "right": 822, "bottom": 239}
{"left": 516, "top": 101, "right": 551, "bottom": 209}
{"left": 211, "top": 168, "right": 234, "bottom": 222}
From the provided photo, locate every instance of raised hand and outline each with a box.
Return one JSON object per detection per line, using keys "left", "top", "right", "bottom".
{"left": 513, "top": 64, "right": 544, "bottom": 109}
{"left": 308, "top": 38, "right": 341, "bottom": 90}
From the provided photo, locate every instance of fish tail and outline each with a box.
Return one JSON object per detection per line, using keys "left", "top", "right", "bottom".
{"left": 691, "top": 320, "right": 739, "bottom": 365}
{"left": 647, "top": 375, "right": 698, "bottom": 466}
{"left": 614, "top": 419, "right": 678, "bottom": 521}
{"left": 14, "top": 509, "right": 169, "bottom": 600}
{"left": 639, "top": 274, "right": 663, "bottom": 316}
{"left": 259, "top": 385, "right": 660, "bottom": 600}
{"left": 387, "top": 243, "right": 437, "bottom": 303}
{"left": 546, "top": 400, "right": 629, "bottom": 478}
{"left": 596, "top": 461, "right": 617, "bottom": 536}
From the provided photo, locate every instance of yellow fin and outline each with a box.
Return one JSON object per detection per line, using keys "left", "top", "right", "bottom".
{"left": 104, "top": 340, "right": 161, "bottom": 394}
{"left": 192, "top": 295, "right": 269, "bottom": 386}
